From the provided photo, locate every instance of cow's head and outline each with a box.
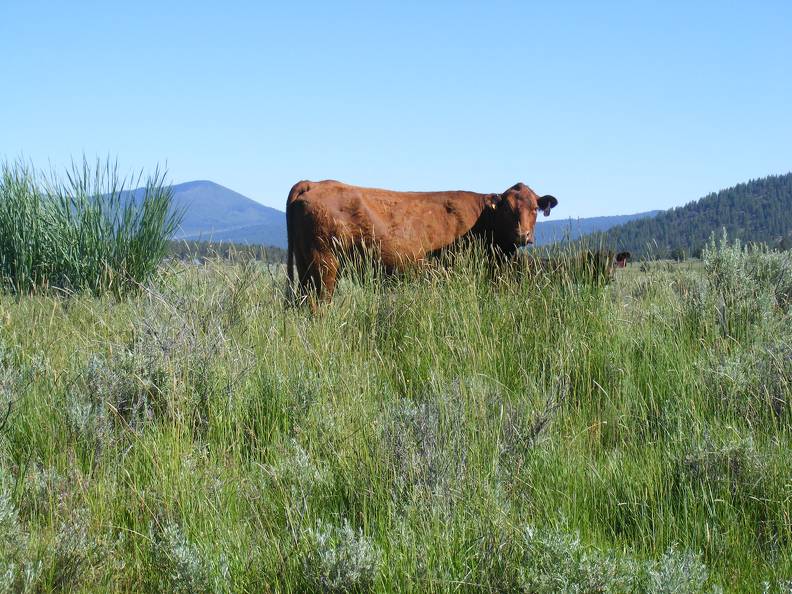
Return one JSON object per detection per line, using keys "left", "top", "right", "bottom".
{"left": 577, "top": 250, "right": 630, "bottom": 283}
{"left": 486, "top": 183, "right": 557, "bottom": 248}
{"left": 615, "top": 251, "right": 630, "bottom": 268}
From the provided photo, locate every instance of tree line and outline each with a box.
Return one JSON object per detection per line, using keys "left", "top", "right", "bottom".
{"left": 167, "top": 239, "right": 287, "bottom": 263}
{"left": 585, "top": 172, "right": 792, "bottom": 259}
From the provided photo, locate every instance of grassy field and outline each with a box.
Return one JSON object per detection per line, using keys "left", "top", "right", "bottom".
{"left": 0, "top": 238, "right": 791, "bottom": 592}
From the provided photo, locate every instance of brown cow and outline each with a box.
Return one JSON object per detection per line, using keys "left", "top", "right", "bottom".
{"left": 286, "top": 180, "right": 558, "bottom": 304}
{"left": 613, "top": 251, "right": 630, "bottom": 268}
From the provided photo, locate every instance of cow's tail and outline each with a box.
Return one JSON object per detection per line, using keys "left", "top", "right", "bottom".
{"left": 285, "top": 197, "right": 297, "bottom": 304}
{"left": 285, "top": 181, "right": 311, "bottom": 304}
{"left": 287, "top": 221, "right": 294, "bottom": 285}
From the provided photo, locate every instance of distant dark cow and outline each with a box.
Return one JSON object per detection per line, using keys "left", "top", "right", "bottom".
{"left": 516, "top": 249, "right": 630, "bottom": 284}
{"left": 286, "top": 180, "right": 558, "bottom": 304}
{"left": 613, "top": 251, "right": 630, "bottom": 268}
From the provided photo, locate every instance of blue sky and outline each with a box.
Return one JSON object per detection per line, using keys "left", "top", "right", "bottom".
{"left": 3, "top": 1, "right": 791, "bottom": 217}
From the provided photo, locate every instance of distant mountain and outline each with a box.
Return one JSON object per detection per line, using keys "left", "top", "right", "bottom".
{"left": 585, "top": 173, "right": 792, "bottom": 258}
{"left": 534, "top": 211, "right": 660, "bottom": 246}
{"left": 126, "top": 180, "right": 287, "bottom": 248}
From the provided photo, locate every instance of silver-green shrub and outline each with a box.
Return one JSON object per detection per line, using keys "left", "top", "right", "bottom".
{"left": 151, "top": 521, "right": 228, "bottom": 593}
{"left": 301, "top": 519, "right": 382, "bottom": 592}
{"left": 517, "top": 526, "right": 713, "bottom": 593}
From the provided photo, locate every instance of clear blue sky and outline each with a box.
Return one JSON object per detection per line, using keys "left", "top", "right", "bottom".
{"left": 3, "top": 1, "right": 791, "bottom": 217}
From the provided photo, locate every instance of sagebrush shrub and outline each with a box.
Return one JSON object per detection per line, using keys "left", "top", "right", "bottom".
{"left": 0, "top": 339, "right": 32, "bottom": 435}
{"left": 66, "top": 348, "right": 167, "bottom": 461}
{"left": 380, "top": 393, "right": 467, "bottom": 504}
{"left": 699, "top": 231, "right": 785, "bottom": 339}
{"left": 300, "top": 519, "right": 381, "bottom": 592}
{"left": 677, "top": 436, "right": 766, "bottom": 503}
{"left": 46, "top": 510, "right": 93, "bottom": 591}
{"left": 744, "top": 248, "right": 792, "bottom": 310}
{"left": 702, "top": 337, "right": 792, "bottom": 419}
{"left": 150, "top": 521, "right": 227, "bottom": 594}
{"left": 516, "top": 526, "right": 713, "bottom": 593}
{"left": 66, "top": 288, "right": 248, "bottom": 460}
{"left": 0, "top": 478, "right": 42, "bottom": 593}
{"left": 0, "top": 481, "right": 21, "bottom": 555}
{"left": 268, "top": 438, "right": 332, "bottom": 500}
{"left": 518, "top": 526, "right": 641, "bottom": 593}
{"left": 647, "top": 546, "right": 710, "bottom": 594}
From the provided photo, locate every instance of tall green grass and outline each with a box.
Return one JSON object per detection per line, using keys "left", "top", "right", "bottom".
{"left": 0, "top": 158, "right": 183, "bottom": 296}
{"left": 0, "top": 238, "right": 790, "bottom": 591}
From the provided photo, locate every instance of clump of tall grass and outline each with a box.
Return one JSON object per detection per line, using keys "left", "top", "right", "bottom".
{"left": 0, "top": 158, "right": 183, "bottom": 296}
{"left": 497, "top": 379, "right": 568, "bottom": 458}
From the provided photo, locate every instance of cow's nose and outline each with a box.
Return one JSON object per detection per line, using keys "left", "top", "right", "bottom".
{"left": 520, "top": 233, "right": 534, "bottom": 245}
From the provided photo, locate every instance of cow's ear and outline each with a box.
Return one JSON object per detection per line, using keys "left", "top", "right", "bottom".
{"left": 486, "top": 193, "right": 502, "bottom": 210}
{"left": 537, "top": 194, "right": 558, "bottom": 217}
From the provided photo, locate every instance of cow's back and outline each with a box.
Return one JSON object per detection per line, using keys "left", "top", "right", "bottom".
{"left": 287, "top": 180, "right": 482, "bottom": 263}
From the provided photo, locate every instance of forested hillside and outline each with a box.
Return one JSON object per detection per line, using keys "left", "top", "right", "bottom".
{"left": 588, "top": 173, "right": 792, "bottom": 258}
{"left": 534, "top": 210, "right": 659, "bottom": 245}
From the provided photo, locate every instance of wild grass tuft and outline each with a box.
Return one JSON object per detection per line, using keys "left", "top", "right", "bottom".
{"left": 0, "top": 158, "right": 183, "bottom": 296}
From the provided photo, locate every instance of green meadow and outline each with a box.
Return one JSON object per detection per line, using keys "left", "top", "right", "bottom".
{"left": 1, "top": 163, "right": 791, "bottom": 592}
{"left": 0, "top": 241, "right": 790, "bottom": 592}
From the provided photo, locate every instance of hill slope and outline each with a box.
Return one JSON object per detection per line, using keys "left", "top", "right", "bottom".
{"left": 534, "top": 211, "right": 659, "bottom": 245}
{"left": 587, "top": 173, "right": 792, "bottom": 258}
{"left": 127, "top": 180, "right": 287, "bottom": 248}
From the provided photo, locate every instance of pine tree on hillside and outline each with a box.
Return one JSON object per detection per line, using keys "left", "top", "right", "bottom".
{"left": 584, "top": 173, "right": 792, "bottom": 258}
